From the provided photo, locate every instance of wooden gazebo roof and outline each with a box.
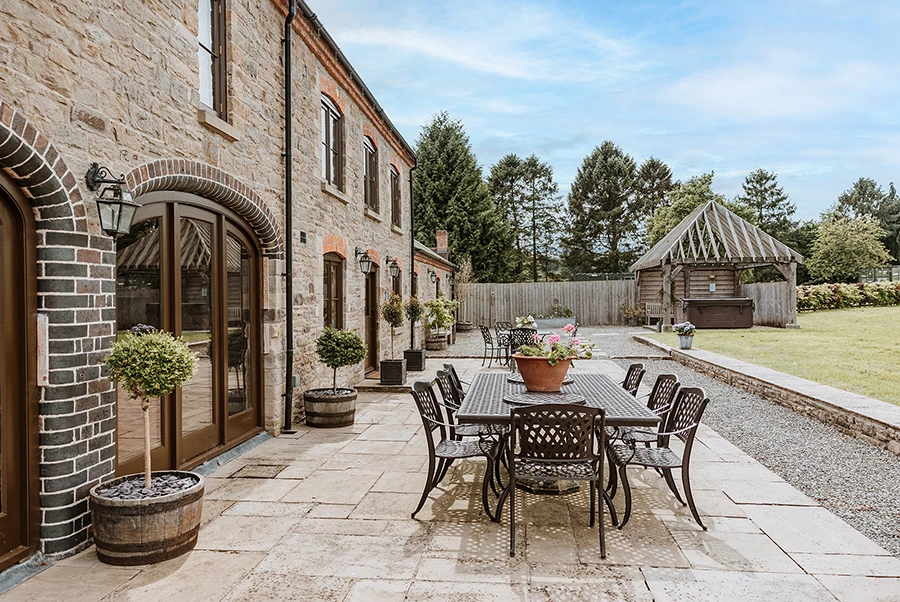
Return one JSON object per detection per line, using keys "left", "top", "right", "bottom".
{"left": 630, "top": 201, "right": 803, "bottom": 272}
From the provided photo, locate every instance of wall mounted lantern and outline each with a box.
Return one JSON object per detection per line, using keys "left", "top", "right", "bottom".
{"left": 354, "top": 247, "right": 373, "bottom": 274}
{"left": 85, "top": 162, "right": 140, "bottom": 237}
{"left": 387, "top": 256, "right": 400, "bottom": 280}
{"left": 448, "top": 273, "right": 455, "bottom": 286}
{"left": 428, "top": 268, "right": 437, "bottom": 284}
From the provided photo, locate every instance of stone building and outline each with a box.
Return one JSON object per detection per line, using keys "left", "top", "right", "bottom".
{"left": 0, "top": 0, "right": 417, "bottom": 569}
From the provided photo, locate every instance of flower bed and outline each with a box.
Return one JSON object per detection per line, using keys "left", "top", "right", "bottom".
{"left": 797, "top": 282, "right": 900, "bottom": 311}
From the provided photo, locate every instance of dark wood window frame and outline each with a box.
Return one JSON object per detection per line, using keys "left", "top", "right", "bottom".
{"left": 390, "top": 166, "right": 401, "bottom": 227}
{"left": 363, "top": 137, "right": 378, "bottom": 212}
{"left": 321, "top": 96, "right": 343, "bottom": 188}
{"left": 198, "top": 0, "right": 228, "bottom": 119}
{"left": 323, "top": 253, "right": 344, "bottom": 329}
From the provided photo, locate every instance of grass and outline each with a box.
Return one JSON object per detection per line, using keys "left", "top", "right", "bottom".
{"left": 648, "top": 306, "right": 900, "bottom": 406}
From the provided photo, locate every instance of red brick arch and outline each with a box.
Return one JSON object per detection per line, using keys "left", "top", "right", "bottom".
{"left": 125, "top": 159, "right": 284, "bottom": 258}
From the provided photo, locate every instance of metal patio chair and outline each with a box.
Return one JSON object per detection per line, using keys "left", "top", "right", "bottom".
{"left": 409, "top": 381, "right": 500, "bottom": 521}
{"left": 507, "top": 327, "right": 539, "bottom": 372}
{"left": 609, "top": 386, "right": 710, "bottom": 530}
{"left": 498, "top": 404, "right": 612, "bottom": 559}
{"left": 443, "top": 363, "right": 469, "bottom": 395}
{"left": 494, "top": 321, "right": 514, "bottom": 354}
{"left": 621, "top": 363, "right": 646, "bottom": 396}
{"left": 478, "top": 325, "right": 505, "bottom": 368}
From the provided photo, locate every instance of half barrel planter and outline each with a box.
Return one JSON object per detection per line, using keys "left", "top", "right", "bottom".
{"left": 304, "top": 388, "right": 358, "bottom": 427}
{"left": 89, "top": 471, "right": 204, "bottom": 566}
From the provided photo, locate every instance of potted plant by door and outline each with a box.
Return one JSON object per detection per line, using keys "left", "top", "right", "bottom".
{"left": 673, "top": 321, "right": 696, "bottom": 350}
{"left": 513, "top": 324, "right": 594, "bottom": 392}
{"left": 93, "top": 325, "right": 200, "bottom": 565}
{"left": 403, "top": 295, "right": 426, "bottom": 371}
{"left": 380, "top": 293, "right": 407, "bottom": 385}
{"left": 303, "top": 327, "right": 367, "bottom": 427}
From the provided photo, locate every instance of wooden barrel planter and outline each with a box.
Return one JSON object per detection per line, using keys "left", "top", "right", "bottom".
{"left": 425, "top": 333, "right": 449, "bottom": 351}
{"left": 304, "top": 388, "right": 358, "bottom": 427}
{"left": 89, "top": 471, "right": 204, "bottom": 566}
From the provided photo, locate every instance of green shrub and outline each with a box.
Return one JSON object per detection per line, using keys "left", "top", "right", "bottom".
{"left": 796, "top": 282, "right": 900, "bottom": 311}
{"left": 315, "top": 327, "right": 367, "bottom": 393}
{"left": 381, "top": 293, "right": 405, "bottom": 359}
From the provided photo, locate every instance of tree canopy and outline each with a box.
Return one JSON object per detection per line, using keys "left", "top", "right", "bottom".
{"left": 806, "top": 215, "right": 892, "bottom": 283}
{"left": 736, "top": 169, "right": 797, "bottom": 241}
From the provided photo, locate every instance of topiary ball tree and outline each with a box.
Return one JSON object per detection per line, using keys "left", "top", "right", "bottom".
{"left": 105, "top": 326, "right": 197, "bottom": 488}
{"left": 381, "top": 293, "right": 405, "bottom": 359}
{"left": 315, "top": 327, "right": 367, "bottom": 394}
{"left": 405, "top": 296, "right": 424, "bottom": 348}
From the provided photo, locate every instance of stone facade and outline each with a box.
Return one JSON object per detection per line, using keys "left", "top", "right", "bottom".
{"left": 0, "top": 0, "right": 415, "bottom": 562}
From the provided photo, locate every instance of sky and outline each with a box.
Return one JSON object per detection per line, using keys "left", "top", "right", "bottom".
{"left": 310, "top": 0, "right": 900, "bottom": 220}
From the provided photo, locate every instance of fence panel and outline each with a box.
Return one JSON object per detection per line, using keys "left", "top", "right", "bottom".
{"left": 740, "top": 282, "right": 792, "bottom": 327}
{"left": 459, "top": 281, "right": 637, "bottom": 326}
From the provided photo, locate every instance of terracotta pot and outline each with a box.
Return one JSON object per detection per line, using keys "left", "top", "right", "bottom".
{"left": 512, "top": 355, "right": 573, "bottom": 392}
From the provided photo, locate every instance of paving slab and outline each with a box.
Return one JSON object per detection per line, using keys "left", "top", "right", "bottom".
{"left": 815, "top": 574, "right": 900, "bottom": 602}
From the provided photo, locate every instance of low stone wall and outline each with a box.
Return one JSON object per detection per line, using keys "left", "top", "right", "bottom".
{"left": 635, "top": 335, "right": 900, "bottom": 456}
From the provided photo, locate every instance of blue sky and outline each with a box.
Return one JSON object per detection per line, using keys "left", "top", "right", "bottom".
{"left": 311, "top": 0, "right": 900, "bottom": 220}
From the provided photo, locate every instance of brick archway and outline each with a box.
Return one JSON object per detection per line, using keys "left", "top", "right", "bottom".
{"left": 125, "top": 159, "right": 284, "bottom": 258}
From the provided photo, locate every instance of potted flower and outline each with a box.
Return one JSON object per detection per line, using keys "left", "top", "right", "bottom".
{"left": 620, "top": 304, "right": 647, "bottom": 327}
{"left": 673, "top": 321, "right": 696, "bottom": 349}
{"left": 93, "top": 325, "right": 199, "bottom": 565}
{"left": 403, "top": 295, "right": 426, "bottom": 371}
{"left": 380, "top": 293, "right": 407, "bottom": 385}
{"left": 425, "top": 292, "right": 458, "bottom": 351}
{"left": 515, "top": 314, "right": 537, "bottom": 329}
{"left": 513, "top": 324, "right": 594, "bottom": 392}
{"left": 304, "top": 328, "right": 367, "bottom": 427}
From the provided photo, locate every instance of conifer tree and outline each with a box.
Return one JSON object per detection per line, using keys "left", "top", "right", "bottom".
{"left": 520, "top": 155, "right": 562, "bottom": 281}
{"left": 736, "top": 169, "right": 797, "bottom": 240}
{"left": 488, "top": 154, "right": 527, "bottom": 276}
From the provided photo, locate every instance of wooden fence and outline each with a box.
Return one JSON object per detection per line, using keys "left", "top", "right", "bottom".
{"left": 740, "top": 282, "right": 794, "bottom": 327}
{"left": 458, "top": 281, "right": 637, "bottom": 326}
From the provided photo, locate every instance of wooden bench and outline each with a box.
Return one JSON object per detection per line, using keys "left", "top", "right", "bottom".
{"left": 644, "top": 302, "right": 662, "bottom": 325}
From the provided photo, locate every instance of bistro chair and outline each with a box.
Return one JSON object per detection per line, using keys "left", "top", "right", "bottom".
{"left": 621, "top": 363, "right": 646, "bottom": 396}
{"left": 478, "top": 325, "right": 505, "bottom": 368}
{"left": 498, "top": 404, "right": 611, "bottom": 559}
{"left": 409, "top": 381, "right": 500, "bottom": 521}
{"left": 609, "top": 387, "right": 710, "bottom": 530}
{"left": 494, "top": 321, "right": 514, "bottom": 354}
{"left": 507, "top": 327, "right": 539, "bottom": 371}
{"left": 443, "top": 363, "right": 469, "bottom": 395}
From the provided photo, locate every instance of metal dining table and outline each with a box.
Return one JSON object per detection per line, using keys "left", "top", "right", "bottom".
{"left": 456, "top": 372, "right": 661, "bottom": 429}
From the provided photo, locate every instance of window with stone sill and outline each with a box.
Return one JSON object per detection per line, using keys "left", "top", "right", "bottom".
{"left": 321, "top": 96, "right": 343, "bottom": 188}
{"left": 390, "top": 166, "right": 401, "bottom": 228}
{"left": 198, "top": 0, "right": 227, "bottom": 119}
{"left": 364, "top": 136, "right": 378, "bottom": 213}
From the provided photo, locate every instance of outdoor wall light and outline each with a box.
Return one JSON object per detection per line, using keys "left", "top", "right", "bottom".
{"left": 428, "top": 269, "right": 437, "bottom": 284}
{"left": 387, "top": 257, "right": 400, "bottom": 280}
{"left": 448, "top": 273, "right": 455, "bottom": 286}
{"left": 85, "top": 162, "right": 140, "bottom": 237}
{"left": 354, "top": 247, "right": 373, "bottom": 274}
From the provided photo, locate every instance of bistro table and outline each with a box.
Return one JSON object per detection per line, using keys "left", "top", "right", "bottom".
{"left": 457, "top": 371, "right": 660, "bottom": 495}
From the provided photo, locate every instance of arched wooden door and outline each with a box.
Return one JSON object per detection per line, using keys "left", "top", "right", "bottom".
{"left": 0, "top": 181, "right": 38, "bottom": 570}
{"left": 115, "top": 192, "right": 263, "bottom": 474}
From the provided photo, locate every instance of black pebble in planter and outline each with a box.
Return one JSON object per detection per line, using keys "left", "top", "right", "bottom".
{"left": 404, "top": 349, "right": 426, "bottom": 372}
{"left": 380, "top": 358, "right": 407, "bottom": 385}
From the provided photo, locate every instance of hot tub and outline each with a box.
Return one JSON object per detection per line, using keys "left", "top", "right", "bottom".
{"left": 680, "top": 298, "right": 754, "bottom": 329}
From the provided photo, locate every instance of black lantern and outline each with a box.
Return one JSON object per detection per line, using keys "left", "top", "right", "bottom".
{"left": 354, "top": 247, "right": 372, "bottom": 274}
{"left": 449, "top": 273, "right": 455, "bottom": 286}
{"left": 429, "top": 269, "right": 437, "bottom": 284}
{"left": 388, "top": 257, "right": 400, "bottom": 280}
{"left": 85, "top": 162, "right": 140, "bottom": 237}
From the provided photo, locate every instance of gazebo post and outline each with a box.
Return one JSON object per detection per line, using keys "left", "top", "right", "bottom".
{"left": 661, "top": 263, "right": 673, "bottom": 331}
{"left": 786, "top": 261, "right": 799, "bottom": 329}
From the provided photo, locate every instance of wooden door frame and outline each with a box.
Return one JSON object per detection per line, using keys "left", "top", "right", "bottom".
{"left": 364, "top": 268, "right": 379, "bottom": 372}
{"left": 0, "top": 173, "right": 39, "bottom": 571}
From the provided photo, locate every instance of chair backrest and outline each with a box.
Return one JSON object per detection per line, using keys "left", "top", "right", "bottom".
{"left": 410, "top": 381, "right": 445, "bottom": 436}
{"left": 435, "top": 369, "right": 462, "bottom": 412}
{"left": 495, "top": 321, "right": 513, "bottom": 332}
{"left": 645, "top": 302, "right": 662, "bottom": 318}
{"left": 442, "top": 363, "right": 465, "bottom": 394}
{"left": 623, "top": 363, "right": 646, "bottom": 396}
{"left": 508, "top": 328, "right": 538, "bottom": 354}
{"left": 664, "top": 386, "right": 709, "bottom": 444}
{"left": 511, "top": 404, "right": 603, "bottom": 463}
{"left": 647, "top": 373, "right": 680, "bottom": 415}
{"left": 478, "top": 325, "right": 494, "bottom": 345}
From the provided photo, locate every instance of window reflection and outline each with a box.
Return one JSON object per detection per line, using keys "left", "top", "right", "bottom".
{"left": 227, "top": 233, "right": 251, "bottom": 415}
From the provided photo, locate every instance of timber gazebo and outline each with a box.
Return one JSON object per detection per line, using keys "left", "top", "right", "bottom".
{"left": 630, "top": 201, "right": 804, "bottom": 329}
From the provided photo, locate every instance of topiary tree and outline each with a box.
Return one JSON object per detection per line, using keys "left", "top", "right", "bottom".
{"left": 315, "top": 327, "right": 367, "bottom": 394}
{"left": 405, "top": 296, "right": 424, "bottom": 348}
{"left": 105, "top": 326, "right": 198, "bottom": 488}
{"left": 381, "top": 293, "right": 405, "bottom": 359}
{"left": 425, "top": 291, "right": 458, "bottom": 334}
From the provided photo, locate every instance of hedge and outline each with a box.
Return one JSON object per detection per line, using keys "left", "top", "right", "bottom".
{"left": 796, "top": 282, "right": 900, "bottom": 311}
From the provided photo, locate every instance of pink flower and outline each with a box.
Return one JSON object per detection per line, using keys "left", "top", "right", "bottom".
{"left": 572, "top": 338, "right": 580, "bottom": 347}
{"left": 533, "top": 333, "right": 541, "bottom": 343}
{"left": 547, "top": 334, "right": 561, "bottom": 345}
{"left": 562, "top": 323, "right": 576, "bottom": 333}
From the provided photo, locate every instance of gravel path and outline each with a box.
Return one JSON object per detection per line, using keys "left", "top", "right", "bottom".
{"left": 617, "top": 354, "right": 900, "bottom": 557}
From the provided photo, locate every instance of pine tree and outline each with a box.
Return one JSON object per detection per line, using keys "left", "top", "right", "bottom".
{"left": 635, "top": 157, "right": 675, "bottom": 250}
{"left": 880, "top": 182, "right": 900, "bottom": 261}
{"left": 736, "top": 169, "right": 797, "bottom": 240}
{"left": 412, "top": 111, "right": 512, "bottom": 281}
{"left": 520, "top": 155, "right": 562, "bottom": 281}
{"left": 488, "top": 154, "right": 527, "bottom": 276}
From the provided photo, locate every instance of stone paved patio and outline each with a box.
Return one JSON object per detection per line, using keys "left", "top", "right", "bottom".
{"left": 4, "top": 359, "right": 899, "bottom": 601}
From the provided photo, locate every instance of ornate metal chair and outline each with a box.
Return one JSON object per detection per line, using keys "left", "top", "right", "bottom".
{"left": 621, "top": 363, "right": 646, "bottom": 396}
{"left": 478, "top": 325, "right": 505, "bottom": 367}
{"left": 507, "top": 328, "right": 539, "bottom": 371}
{"left": 443, "top": 363, "right": 469, "bottom": 396}
{"left": 609, "top": 387, "right": 710, "bottom": 530}
{"left": 494, "top": 321, "right": 514, "bottom": 354}
{"left": 498, "top": 404, "right": 612, "bottom": 558}
{"left": 409, "top": 381, "right": 500, "bottom": 521}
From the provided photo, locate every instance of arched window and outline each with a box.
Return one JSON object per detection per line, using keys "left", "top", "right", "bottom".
{"left": 364, "top": 136, "right": 378, "bottom": 212}
{"left": 323, "top": 252, "right": 344, "bottom": 329}
{"left": 321, "top": 96, "right": 343, "bottom": 187}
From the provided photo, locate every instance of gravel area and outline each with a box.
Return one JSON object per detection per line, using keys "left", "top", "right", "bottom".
{"left": 617, "top": 353, "right": 900, "bottom": 557}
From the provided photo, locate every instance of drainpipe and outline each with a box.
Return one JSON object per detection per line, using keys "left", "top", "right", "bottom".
{"left": 409, "top": 164, "right": 417, "bottom": 350}
{"left": 282, "top": 0, "right": 297, "bottom": 433}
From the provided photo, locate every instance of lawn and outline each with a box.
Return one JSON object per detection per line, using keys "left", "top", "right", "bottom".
{"left": 648, "top": 306, "right": 900, "bottom": 406}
